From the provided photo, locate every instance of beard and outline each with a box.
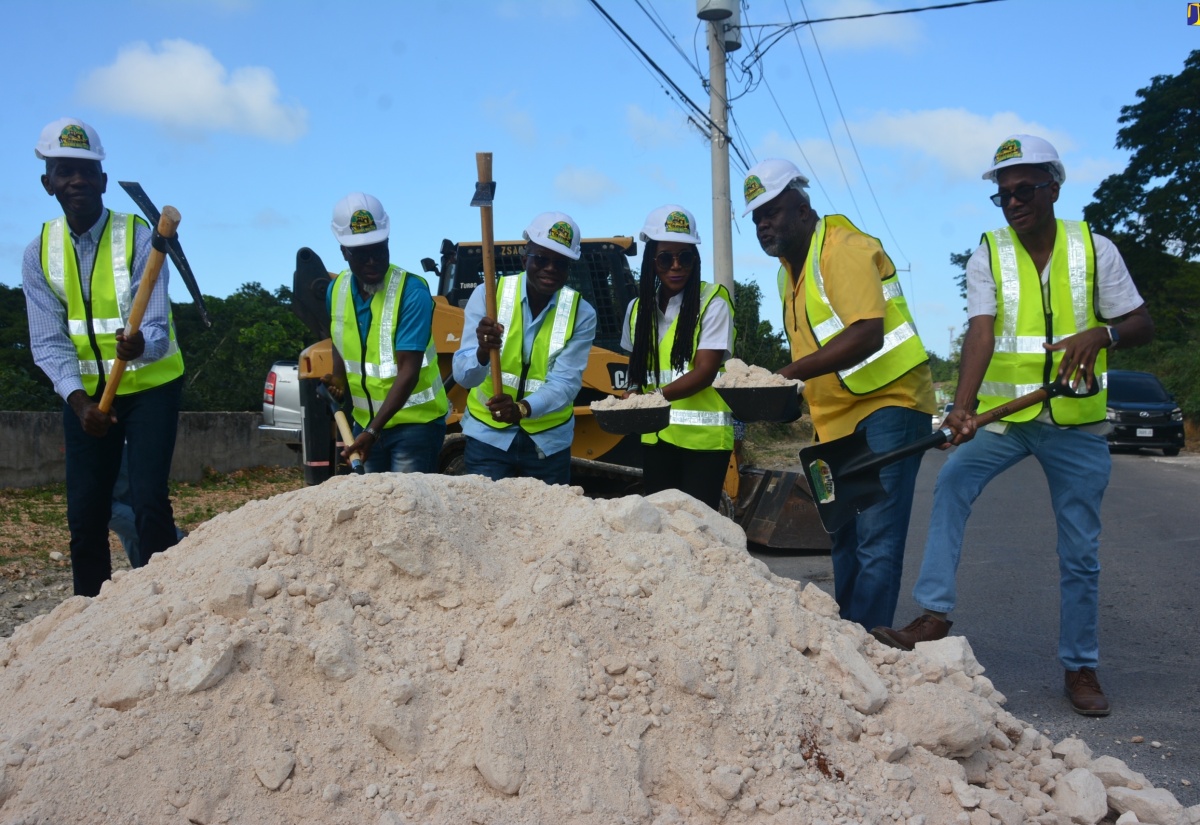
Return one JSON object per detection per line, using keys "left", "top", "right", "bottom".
{"left": 357, "top": 279, "right": 385, "bottom": 296}
{"left": 759, "top": 238, "right": 782, "bottom": 257}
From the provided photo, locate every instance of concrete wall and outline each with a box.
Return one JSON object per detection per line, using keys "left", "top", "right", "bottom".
{"left": 0, "top": 411, "right": 300, "bottom": 489}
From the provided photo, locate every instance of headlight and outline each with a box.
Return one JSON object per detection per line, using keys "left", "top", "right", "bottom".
{"left": 1106, "top": 408, "right": 1117, "bottom": 421}
{"left": 1171, "top": 408, "right": 1183, "bottom": 422}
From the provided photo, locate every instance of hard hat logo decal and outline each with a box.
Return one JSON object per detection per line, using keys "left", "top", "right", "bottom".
{"left": 349, "top": 210, "right": 378, "bottom": 235}
{"left": 665, "top": 211, "right": 691, "bottom": 234}
{"left": 744, "top": 175, "right": 766, "bottom": 205}
{"left": 993, "top": 138, "right": 1023, "bottom": 166}
{"left": 547, "top": 221, "right": 574, "bottom": 249}
{"left": 58, "top": 125, "right": 91, "bottom": 152}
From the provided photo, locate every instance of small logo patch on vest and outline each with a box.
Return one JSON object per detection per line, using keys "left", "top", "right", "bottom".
{"left": 349, "top": 210, "right": 378, "bottom": 235}
{"left": 993, "top": 138, "right": 1023, "bottom": 166}
{"left": 547, "top": 221, "right": 574, "bottom": 250}
{"left": 58, "top": 125, "right": 90, "bottom": 151}
{"left": 665, "top": 211, "right": 691, "bottom": 234}
{"left": 744, "top": 175, "right": 766, "bottom": 205}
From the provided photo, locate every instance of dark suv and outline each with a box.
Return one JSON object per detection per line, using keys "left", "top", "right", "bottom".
{"left": 1105, "top": 369, "right": 1185, "bottom": 456}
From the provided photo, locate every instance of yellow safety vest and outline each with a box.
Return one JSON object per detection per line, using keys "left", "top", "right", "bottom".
{"left": 776, "top": 215, "right": 927, "bottom": 395}
{"left": 330, "top": 266, "right": 448, "bottom": 429}
{"left": 629, "top": 282, "right": 734, "bottom": 450}
{"left": 466, "top": 274, "right": 581, "bottom": 434}
{"left": 979, "top": 220, "right": 1106, "bottom": 424}
{"left": 40, "top": 212, "right": 184, "bottom": 395}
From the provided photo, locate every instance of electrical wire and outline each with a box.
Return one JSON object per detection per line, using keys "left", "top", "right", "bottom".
{"left": 795, "top": 0, "right": 910, "bottom": 267}
{"left": 636, "top": 0, "right": 704, "bottom": 80}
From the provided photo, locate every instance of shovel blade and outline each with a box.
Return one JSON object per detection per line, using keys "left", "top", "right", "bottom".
{"left": 736, "top": 468, "right": 832, "bottom": 551}
{"left": 799, "top": 431, "right": 888, "bottom": 534}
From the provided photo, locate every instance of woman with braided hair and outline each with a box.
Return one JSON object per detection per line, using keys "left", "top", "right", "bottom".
{"left": 620, "top": 204, "right": 734, "bottom": 509}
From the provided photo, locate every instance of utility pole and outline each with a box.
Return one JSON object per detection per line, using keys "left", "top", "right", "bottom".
{"left": 706, "top": 20, "right": 734, "bottom": 295}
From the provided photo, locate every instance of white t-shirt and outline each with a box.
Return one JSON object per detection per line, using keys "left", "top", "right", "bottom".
{"left": 965, "top": 231, "right": 1143, "bottom": 320}
{"left": 619, "top": 289, "right": 733, "bottom": 358}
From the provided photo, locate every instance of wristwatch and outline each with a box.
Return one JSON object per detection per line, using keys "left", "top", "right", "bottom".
{"left": 1105, "top": 325, "right": 1120, "bottom": 349}
{"left": 517, "top": 400, "right": 532, "bottom": 419}
{"left": 363, "top": 426, "right": 381, "bottom": 440}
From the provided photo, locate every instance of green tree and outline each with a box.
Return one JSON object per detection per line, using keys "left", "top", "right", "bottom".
{"left": 949, "top": 248, "right": 972, "bottom": 315}
{"left": 0, "top": 283, "right": 59, "bottom": 411}
{"left": 731, "top": 280, "right": 790, "bottom": 371}
{"left": 1084, "top": 50, "right": 1200, "bottom": 259}
{"left": 174, "top": 283, "right": 314, "bottom": 412}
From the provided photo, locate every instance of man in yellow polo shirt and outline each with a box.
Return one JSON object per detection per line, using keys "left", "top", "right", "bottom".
{"left": 744, "top": 158, "right": 936, "bottom": 631}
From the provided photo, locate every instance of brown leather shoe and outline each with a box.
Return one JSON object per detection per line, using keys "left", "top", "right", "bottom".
{"left": 1065, "top": 668, "right": 1111, "bottom": 716}
{"left": 871, "top": 614, "right": 952, "bottom": 651}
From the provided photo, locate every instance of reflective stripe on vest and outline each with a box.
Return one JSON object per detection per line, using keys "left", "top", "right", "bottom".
{"left": 41, "top": 213, "right": 184, "bottom": 394}
{"left": 784, "top": 215, "right": 928, "bottom": 395}
{"left": 979, "top": 220, "right": 1106, "bottom": 424}
{"left": 628, "top": 282, "right": 734, "bottom": 450}
{"left": 330, "top": 266, "right": 449, "bottom": 429}
{"left": 466, "top": 274, "right": 580, "bottom": 434}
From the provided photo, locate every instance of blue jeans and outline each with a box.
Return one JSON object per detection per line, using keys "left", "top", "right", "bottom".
{"left": 464, "top": 430, "right": 571, "bottom": 485}
{"left": 64, "top": 377, "right": 182, "bottom": 596}
{"left": 830, "top": 406, "right": 930, "bottom": 631}
{"left": 355, "top": 418, "right": 446, "bottom": 474}
{"left": 912, "top": 421, "right": 1110, "bottom": 670}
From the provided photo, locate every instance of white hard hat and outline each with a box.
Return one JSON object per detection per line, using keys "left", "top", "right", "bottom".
{"left": 981, "top": 135, "right": 1066, "bottom": 184}
{"left": 331, "top": 192, "right": 390, "bottom": 247}
{"left": 639, "top": 204, "right": 701, "bottom": 245}
{"left": 742, "top": 158, "right": 809, "bottom": 216}
{"left": 523, "top": 211, "right": 581, "bottom": 260}
{"left": 35, "top": 117, "right": 105, "bottom": 162}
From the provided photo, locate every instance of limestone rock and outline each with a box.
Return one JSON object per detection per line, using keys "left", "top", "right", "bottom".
{"left": 1053, "top": 767, "right": 1107, "bottom": 824}
{"left": 1107, "top": 785, "right": 1186, "bottom": 825}
{"left": 882, "top": 682, "right": 995, "bottom": 758}
{"left": 168, "top": 640, "right": 237, "bottom": 694}
{"left": 253, "top": 750, "right": 296, "bottom": 790}
{"left": 96, "top": 656, "right": 156, "bottom": 710}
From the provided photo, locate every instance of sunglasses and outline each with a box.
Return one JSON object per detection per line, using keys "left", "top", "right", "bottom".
{"left": 654, "top": 249, "right": 696, "bottom": 270}
{"left": 990, "top": 180, "right": 1052, "bottom": 207}
{"left": 527, "top": 253, "right": 570, "bottom": 272}
{"left": 346, "top": 241, "right": 388, "bottom": 261}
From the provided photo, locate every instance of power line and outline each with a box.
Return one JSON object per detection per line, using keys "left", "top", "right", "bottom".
{"left": 635, "top": 0, "right": 704, "bottom": 80}
{"left": 587, "top": 0, "right": 750, "bottom": 169}
{"left": 740, "top": 0, "right": 1005, "bottom": 66}
{"left": 795, "top": 0, "right": 910, "bottom": 266}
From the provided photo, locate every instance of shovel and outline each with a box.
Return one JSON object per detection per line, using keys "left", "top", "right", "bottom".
{"left": 799, "top": 381, "right": 1102, "bottom": 533}
{"left": 315, "top": 382, "right": 365, "bottom": 475}
{"left": 470, "top": 153, "right": 503, "bottom": 394}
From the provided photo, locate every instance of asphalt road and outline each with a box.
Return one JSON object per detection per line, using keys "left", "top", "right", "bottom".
{"left": 750, "top": 446, "right": 1200, "bottom": 807}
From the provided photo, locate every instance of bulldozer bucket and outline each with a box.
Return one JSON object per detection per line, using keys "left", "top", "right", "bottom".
{"left": 734, "top": 467, "right": 832, "bottom": 552}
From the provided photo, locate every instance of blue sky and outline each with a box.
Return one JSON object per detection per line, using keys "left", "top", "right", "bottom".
{"left": 2, "top": 0, "right": 1195, "bottom": 357}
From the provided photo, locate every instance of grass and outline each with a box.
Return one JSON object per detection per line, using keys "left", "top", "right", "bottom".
{"left": 0, "top": 465, "right": 304, "bottom": 577}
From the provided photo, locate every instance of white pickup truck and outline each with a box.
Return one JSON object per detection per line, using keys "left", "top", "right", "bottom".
{"left": 260, "top": 359, "right": 302, "bottom": 447}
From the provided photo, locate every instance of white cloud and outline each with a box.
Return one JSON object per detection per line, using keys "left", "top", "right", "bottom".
{"left": 481, "top": 93, "right": 537, "bottom": 147}
{"left": 852, "top": 109, "right": 1075, "bottom": 182}
{"left": 252, "top": 208, "right": 289, "bottom": 229}
{"left": 801, "top": 0, "right": 924, "bottom": 52}
{"left": 553, "top": 166, "right": 622, "bottom": 205}
{"left": 627, "top": 105, "right": 687, "bottom": 149}
{"left": 78, "top": 40, "right": 307, "bottom": 142}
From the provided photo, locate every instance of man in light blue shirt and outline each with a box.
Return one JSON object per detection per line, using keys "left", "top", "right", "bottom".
{"left": 452, "top": 212, "right": 597, "bottom": 485}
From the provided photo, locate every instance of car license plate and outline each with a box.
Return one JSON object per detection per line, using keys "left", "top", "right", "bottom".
{"left": 1137, "top": 428, "right": 1154, "bottom": 437}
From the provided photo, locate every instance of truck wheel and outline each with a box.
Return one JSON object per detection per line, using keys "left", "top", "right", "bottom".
{"left": 1163, "top": 446, "right": 1181, "bottom": 457}
{"left": 439, "top": 436, "right": 467, "bottom": 476}
{"left": 718, "top": 490, "right": 735, "bottom": 520}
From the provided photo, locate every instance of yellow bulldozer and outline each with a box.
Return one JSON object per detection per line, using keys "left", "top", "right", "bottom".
{"left": 288, "top": 236, "right": 829, "bottom": 552}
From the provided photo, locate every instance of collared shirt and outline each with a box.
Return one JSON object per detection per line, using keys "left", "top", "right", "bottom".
{"left": 781, "top": 224, "right": 935, "bottom": 441}
{"left": 325, "top": 272, "right": 434, "bottom": 353}
{"left": 619, "top": 288, "right": 733, "bottom": 358}
{"left": 22, "top": 209, "right": 172, "bottom": 401}
{"left": 452, "top": 277, "right": 598, "bottom": 456}
{"left": 966, "top": 228, "right": 1144, "bottom": 433}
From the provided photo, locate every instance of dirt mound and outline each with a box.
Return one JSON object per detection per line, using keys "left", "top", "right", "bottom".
{"left": 0, "top": 475, "right": 1189, "bottom": 824}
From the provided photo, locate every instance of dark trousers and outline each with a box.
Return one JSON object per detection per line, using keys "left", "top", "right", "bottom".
{"left": 63, "top": 377, "right": 182, "bottom": 596}
{"left": 641, "top": 440, "right": 731, "bottom": 510}
{"left": 464, "top": 430, "right": 572, "bottom": 486}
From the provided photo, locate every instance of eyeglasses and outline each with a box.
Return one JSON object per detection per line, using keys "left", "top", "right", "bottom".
{"left": 990, "top": 181, "right": 1052, "bottom": 207}
{"left": 527, "top": 253, "right": 570, "bottom": 272}
{"left": 346, "top": 242, "right": 388, "bottom": 261}
{"left": 654, "top": 249, "right": 696, "bottom": 270}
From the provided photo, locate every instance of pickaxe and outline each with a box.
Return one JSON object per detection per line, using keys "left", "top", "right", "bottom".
{"left": 119, "top": 181, "right": 211, "bottom": 328}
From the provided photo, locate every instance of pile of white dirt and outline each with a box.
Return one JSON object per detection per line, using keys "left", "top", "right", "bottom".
{"left": 714, "top": 358, "right": 803, "bottom": 390}
{"left": 1, "top": 474, "right": 1194, "bottom": 825}
{"left": 591, "top": 392, "right": 671, "bottom": 411}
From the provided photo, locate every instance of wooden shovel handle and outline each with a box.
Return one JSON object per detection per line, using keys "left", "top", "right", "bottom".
{"left": 98, "top": 206, "right": 181, "bottom": 414}
{"left": 475, "top": 153, "right": 504, "bottom": 394}
{"left": 331, "top": 408, "right": 365, "bottom": 472}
